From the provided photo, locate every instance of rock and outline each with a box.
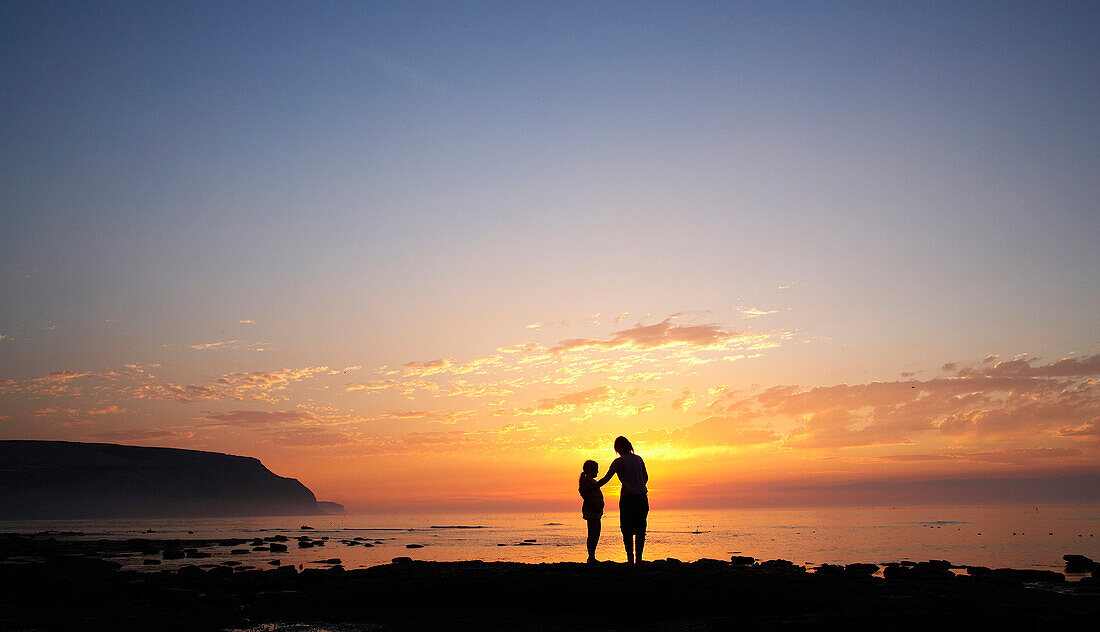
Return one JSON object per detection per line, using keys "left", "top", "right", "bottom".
{"left": 301, "top": 525, "right": 314, "bottom": 530}
{"left": 184, "top": 549, "right": 210, "bottom": 559}
{"left": 231, "top": 549, "right": 250, "bottom": 555}
{"left": 392, "top": 556, "right": 413, "bottom": 564}
{"left": 882, "top": 565, "right": 906, "bottom": 580}
{"left": 267, "top": 560, "right": 280, "bottom": 566}
{"left": 845, "top": 563, "right": 878, "bottom": 576}
{"left": 163, "top": 548, "right": 184, "bottom": 560}
{"left": 361, "top": 542, "right": 374, "bottom": 548}
{"left": 1064, "top": 554, "right": 1098, "bottom": 573}
{"left": 269, "top": 543, "right": 288, "bottom": 552}
{"left": 966, "top": 566, "right": 992, "bottom": 576}
{"left": 990, "top": 568, "right": 1065, "bottom": 583}
{"left": 320, "top": 558, "right": 342, "bottom": 564}
{"left": 219, "top": 538, "right": 248, "bottom": 547}
{"left": 885, "top": 561, "right": 953, "bottom": 581}
{"left": 523, "top": 539, "right": 537, "bottom": 543}
{"left": 298, "top": 541, "right": 314, "bottom": 548}
{"left": 222, "top": 561, "right": 240, "bottom": 566}
{"left": 142, "top": 558, "right": 161, "bottom": 565}
{"left": 406, "top": 544, "right": 424, "bottom": 549}
{"left": 264, "top": 535, "right": 288, "bottom": 542}
{"left": 759, "top": 559, "right": 804, "bottom": 572}
{"left": 730, "top": 556, "right": 755, "bottom": 565}
{"left": 177, "top": 565, "right": 205, "bottom": 579}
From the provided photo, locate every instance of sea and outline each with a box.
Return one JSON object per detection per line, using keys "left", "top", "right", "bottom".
{"left": 4, "top": 505, "right": 1099, "bottom": 577}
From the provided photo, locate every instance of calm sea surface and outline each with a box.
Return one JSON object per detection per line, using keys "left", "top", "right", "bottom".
{"left": 4, "top": 505, "right": 1098, "bottom": 575}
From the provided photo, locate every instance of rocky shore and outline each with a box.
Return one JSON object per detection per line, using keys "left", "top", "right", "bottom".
{"left": 1, "top": 533, "right": 1098, "bottom": 631}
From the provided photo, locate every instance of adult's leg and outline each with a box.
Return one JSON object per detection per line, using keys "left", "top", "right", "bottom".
{"left": 623, "top": 532, "right": 634, "bottom": 563}
{"left": 587, "top": 518, "right": 601, "bottom": 560}
{"left": 634, "top": 494, "right": 649, "bottom": 563}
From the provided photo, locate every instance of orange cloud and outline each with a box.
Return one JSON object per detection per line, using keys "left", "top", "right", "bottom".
{"left": 699, "top": 354, "right": 1100, "bottom": 450}
{"left": 549, "top": 317, "right": 764, "bottom": 354}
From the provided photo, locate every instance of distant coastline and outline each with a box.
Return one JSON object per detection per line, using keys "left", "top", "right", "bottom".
{"left": 0, "top": 440, "right": 340, "bottom": 520}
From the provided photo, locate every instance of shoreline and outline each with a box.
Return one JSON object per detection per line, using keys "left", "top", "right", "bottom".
{"left": 2, "top": 533, "right": 1099, "bottom": 631}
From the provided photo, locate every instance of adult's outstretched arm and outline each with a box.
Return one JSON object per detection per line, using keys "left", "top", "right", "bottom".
{"left": 596, "top": 462, "right": 616, "bottom": 487}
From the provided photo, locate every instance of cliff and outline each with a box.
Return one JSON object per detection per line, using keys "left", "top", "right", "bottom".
{"left": 0, "top": 440, "right": 330, "bottom": 520}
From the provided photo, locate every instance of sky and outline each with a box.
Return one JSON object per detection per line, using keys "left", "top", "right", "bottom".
{"left": 1, "top": 1, "right": 1098, "bottom": 512}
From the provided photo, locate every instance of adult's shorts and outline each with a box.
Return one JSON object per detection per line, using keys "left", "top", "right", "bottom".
{"left": 619, "top": 493, "right": 649, "bottom": 535}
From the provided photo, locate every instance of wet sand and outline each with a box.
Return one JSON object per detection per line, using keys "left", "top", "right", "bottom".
{"left": 1, "top": 532, "right": 1098, "bottom": 631}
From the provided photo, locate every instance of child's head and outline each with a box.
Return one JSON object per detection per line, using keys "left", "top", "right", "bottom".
{"left": 582, "top": 459, "right": 598, "bottom": 477}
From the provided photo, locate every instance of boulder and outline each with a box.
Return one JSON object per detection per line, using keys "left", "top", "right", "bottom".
{"left": 730, "top": 556, "right": 755, "bottom": 565}
{"left": 759, "top": 559, "right": 804, "bottom": 573}
{"left": 207, "top": 566, "right": 233, "bottom": 578}
{"left": 966, "top": 566, "right": 992, "bottom": 576}
{"left": 885, "top": 561, "right": 953, "bottom": 581}
{"left": 990, "top": 568, "right": 1065, "bottom": 583}
{"left": 1064, "top": 554, "right": 1098, "bottom": 573}
{"left": 177, "top": 564, "right": 205, "bottom": 579}
{"left": 392, "top": 556, "right": 413, "bottom": 564}
{"left": 269, "top": 543, "right": 288, "bottom": 552}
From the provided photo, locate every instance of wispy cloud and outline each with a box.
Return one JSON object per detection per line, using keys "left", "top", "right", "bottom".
{"left": 189, "top": 340, "right": 239, "bottom": 351}
{"left": 501, "top": 386, "right": 656, "bottom": 421}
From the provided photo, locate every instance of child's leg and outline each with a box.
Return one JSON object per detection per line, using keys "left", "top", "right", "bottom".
{"left": 586, "top": 518, "right": 601, "bottom": 560}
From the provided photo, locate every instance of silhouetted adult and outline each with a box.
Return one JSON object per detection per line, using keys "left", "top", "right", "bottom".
{"left": 597, "top": 436, "right": 648, "bottom": 563}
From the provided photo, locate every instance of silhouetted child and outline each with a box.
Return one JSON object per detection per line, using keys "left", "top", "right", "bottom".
{"left": 579, "top": 459, "right": 605, "bottom": 563}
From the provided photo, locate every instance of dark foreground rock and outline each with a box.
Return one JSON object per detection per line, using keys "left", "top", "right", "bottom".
{"left": 0, "top": 535, "right": 1097, "bottom": 631}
